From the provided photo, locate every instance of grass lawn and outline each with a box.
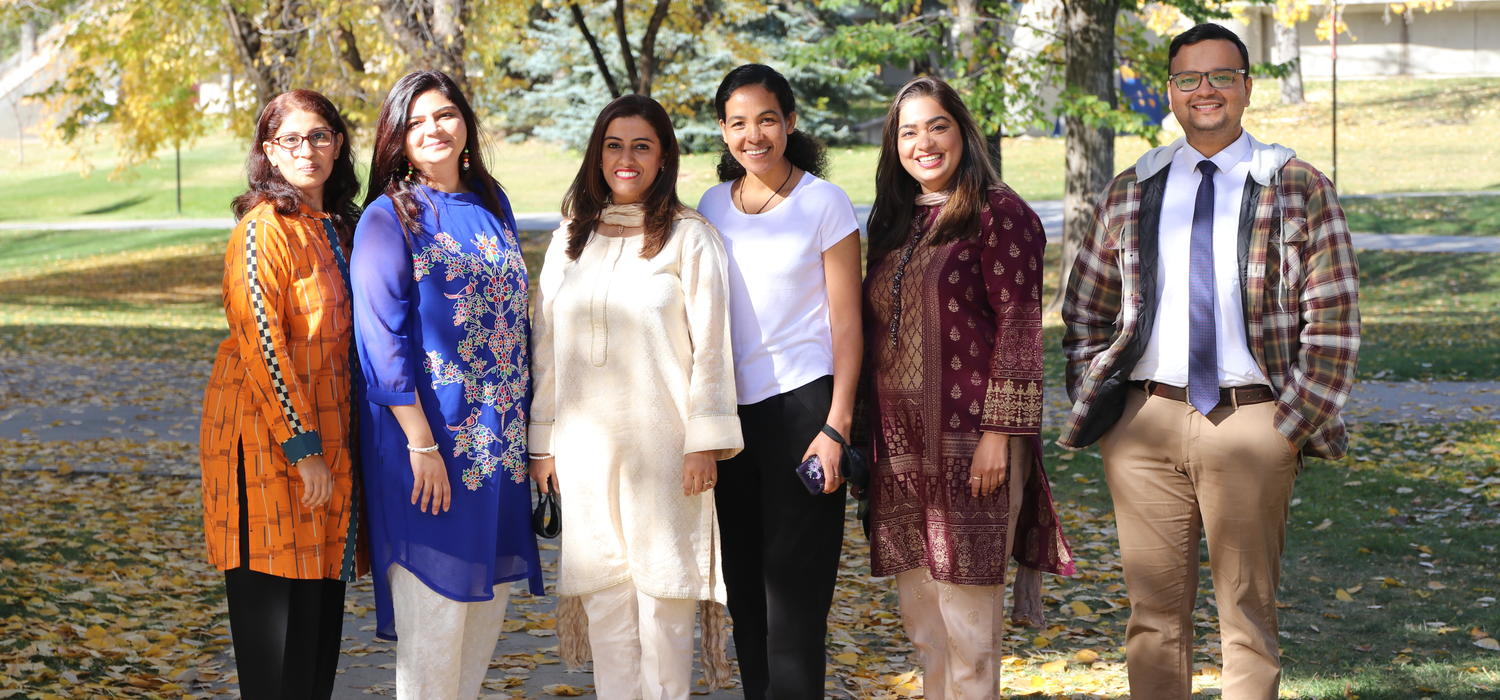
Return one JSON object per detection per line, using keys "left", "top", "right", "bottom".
{"left": 1354, "top": 250, "right": 1500, "bottom": 381}
{"left": 2, "top": 77, "right": 1496, "bottom": 222}
{"left": 3, "top": 226, "right": 1498, "bottom": 382}
{"left": 1343, "top": 194, "right": 1500, "bottom": 237}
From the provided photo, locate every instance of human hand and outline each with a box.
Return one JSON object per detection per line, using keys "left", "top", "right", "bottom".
{"left": 530, "top": 456, "right": 558, "bottom": 495}
{"left": 968, "top": 432, "right": 1010, "bottom": 498}
{"left": 410, "top": 449, "right": 451, "bottom": 515}
{"left": 802, "top": 432, "right": 842, "bottom": 494}
{"left": 295, "top": 455, "right": 333, "bottom": 508}
{"left": 682, "top": 452, "right": 717, "bottom": 496}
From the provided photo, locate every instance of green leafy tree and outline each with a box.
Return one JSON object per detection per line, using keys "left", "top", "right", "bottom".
{"left": 28, "top": 0, "right": 532, "bottom": 170}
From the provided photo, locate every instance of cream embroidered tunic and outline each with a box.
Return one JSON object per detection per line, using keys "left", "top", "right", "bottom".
{"left": 530, "top": 205, "right": 742, "bottom": 601}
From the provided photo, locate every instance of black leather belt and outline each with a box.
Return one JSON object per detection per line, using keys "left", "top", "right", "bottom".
{"left": 1132, "top": 380, "right": 1276, "bottom": 407}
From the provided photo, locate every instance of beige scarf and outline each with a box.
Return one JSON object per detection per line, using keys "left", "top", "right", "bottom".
{"left": 599, "top": 202, "right": 647, "bottom": 228}
{"left": 914, "top": 189, "right": 952, "bottom": 208}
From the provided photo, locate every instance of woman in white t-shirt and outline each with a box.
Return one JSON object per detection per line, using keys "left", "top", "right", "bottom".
{"left": 696, "top": 63, "right": 862, "bottom": 700}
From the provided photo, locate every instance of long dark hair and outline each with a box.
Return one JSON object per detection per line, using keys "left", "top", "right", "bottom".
{"left": 232, "top": 90, "right": 360, "bottom": 249}
{"left": 363, "top": 70, "right": 507, "bottom": 238}
{"left": 713, "top": 64, "right": 827, "bottom": 182}
{"left": 562, "top": 94, "right": 683, "bottom": 261}
{"left": 867, "top": 77, "right": 999, "bottom": 261}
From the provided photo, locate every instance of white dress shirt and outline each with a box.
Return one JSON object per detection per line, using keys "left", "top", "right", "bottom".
{"left": 1132, "top": 130, "right": 1269, "bottom": 388}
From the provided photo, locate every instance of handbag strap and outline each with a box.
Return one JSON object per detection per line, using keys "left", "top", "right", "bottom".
{"left": 820, "top": 423, "right": 849, "bottom": 447}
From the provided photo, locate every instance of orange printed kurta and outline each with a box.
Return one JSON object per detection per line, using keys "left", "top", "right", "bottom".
{"left": 200, "top": 201, "right": 361, "bottom": 581}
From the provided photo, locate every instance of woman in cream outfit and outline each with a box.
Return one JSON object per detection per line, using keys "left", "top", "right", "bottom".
{"left": 529, "top": 94, "right": 742, "bottom": 699}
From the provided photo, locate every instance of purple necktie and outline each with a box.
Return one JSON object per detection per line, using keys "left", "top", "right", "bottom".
{"left": 1188, "top": 159, "right": 1220, "bottom": 416}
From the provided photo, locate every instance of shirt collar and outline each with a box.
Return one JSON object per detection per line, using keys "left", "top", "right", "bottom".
{"left": 1179, "top": 129, "right": 1252, "bottom": 174}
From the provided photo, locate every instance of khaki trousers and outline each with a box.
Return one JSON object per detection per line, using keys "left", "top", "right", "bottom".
{"left": 1100, "top": 387, "right": 1299, "bottom": 700}
{"left": 893, "top": 437, "right": 1029, "bottom": 700}
{"left": 389, "top": 564, "right": 512, "bottom": 700}
{"left": 581, "top": 581, "right": 697, "bottom": 700}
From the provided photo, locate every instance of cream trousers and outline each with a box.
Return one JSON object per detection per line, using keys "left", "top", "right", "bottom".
{"left": 1100, "top": 387, "right": 1299, "bottom": 700}
{"left": 581, "top": 580, "right": 697, "bottom": 700}
{"left": 389, "top": 564, "right": 512, "bottom": 700}
{"left": 894, "top": 435, "right": 1028, "bottom": 700}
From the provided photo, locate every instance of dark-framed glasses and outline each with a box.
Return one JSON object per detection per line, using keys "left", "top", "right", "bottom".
{"left": 1169, "top": 69, "right": 1248, "bottom": 92}
{"left": 268, "top": 129, "right": 337, "bottom": 151}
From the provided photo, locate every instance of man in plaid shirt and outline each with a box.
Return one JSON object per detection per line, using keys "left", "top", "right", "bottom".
{"left": 1061, "top": 23, "right": 1360, "bottom": 699}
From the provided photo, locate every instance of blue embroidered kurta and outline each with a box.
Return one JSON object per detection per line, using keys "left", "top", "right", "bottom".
{"left": 351, "top": 185, "right": 543, "bottom": 640}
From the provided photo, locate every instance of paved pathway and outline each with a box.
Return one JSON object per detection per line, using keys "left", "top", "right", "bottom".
{"left": 4, "top": 202, "right": 1498, "bottom": 253}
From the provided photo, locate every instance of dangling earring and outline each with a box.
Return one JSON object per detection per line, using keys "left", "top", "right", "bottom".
{"left": 461, "top": 147, "right": 470, "bottom": 174}
{"left": 405, "top": 160, "right": 415, "bottom": 182}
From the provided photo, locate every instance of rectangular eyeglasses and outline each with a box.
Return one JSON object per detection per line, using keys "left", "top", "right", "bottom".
{"left": 1168, "top": 69, "right": 1248, "bottom": 92}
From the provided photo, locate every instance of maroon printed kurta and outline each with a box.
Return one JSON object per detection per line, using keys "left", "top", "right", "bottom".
{"left": 862, "top": 186, "right": 1074, "bottom": 585}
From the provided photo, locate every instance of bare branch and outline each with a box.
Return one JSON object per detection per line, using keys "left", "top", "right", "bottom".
{"left": 613, "top": 0, "right": 639, "bottom": 93}
{"left": 569, "top": 1, "right": 621, "bottom": 98}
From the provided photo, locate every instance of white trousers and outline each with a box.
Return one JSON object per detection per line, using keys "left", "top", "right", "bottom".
{"left": 580, "top": 581, "right": 697, "bottom": 700}
{"left": 389, "top": 564, "right": 512, "bottom": 700}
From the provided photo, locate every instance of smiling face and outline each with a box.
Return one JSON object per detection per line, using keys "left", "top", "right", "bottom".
{"left": 896, "top": 96, "right": 963, "bottom": 194}
{"left": 403, "top": 89, "right": 468, "bottom": 175}
{"left": 718, "top": 83, "right": 797, "bottom": 178}
{"left": 600, "top": 115, "right": 662, "bottom": 205}
{"left": 262, "top": 108, "right": 342, "bottom": 210}
{"left": 1168, "top": 38, "right": 1253, "bottom": 150}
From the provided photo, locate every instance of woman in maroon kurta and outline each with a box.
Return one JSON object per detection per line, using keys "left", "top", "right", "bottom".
{"left": 861, "top": 77, "right": 1073, "bottom": 697}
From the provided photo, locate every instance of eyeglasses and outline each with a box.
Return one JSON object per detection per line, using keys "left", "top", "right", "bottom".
{"left": 267, "top": 129, "right": 337, "bottom": 151}
{"left": 1168, "top": 69, "right": 1248, "bottom": 92}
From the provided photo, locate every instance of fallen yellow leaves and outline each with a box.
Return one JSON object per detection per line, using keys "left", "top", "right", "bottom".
{"left": 0, "top": 469, "right": 233, "bottom": 698}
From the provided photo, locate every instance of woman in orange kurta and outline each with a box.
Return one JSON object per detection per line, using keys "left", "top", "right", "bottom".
{"left": 199, "top": 89, "right": 364, "bottom": 700}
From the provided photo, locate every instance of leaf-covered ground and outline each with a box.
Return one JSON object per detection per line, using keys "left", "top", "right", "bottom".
{"left": 3, "top": 416, "right": 1496, "bottom": 698}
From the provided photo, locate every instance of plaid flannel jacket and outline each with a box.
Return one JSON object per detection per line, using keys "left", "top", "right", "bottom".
{"left": 1060, "top": 137, "right": 1360, "bottom": 460}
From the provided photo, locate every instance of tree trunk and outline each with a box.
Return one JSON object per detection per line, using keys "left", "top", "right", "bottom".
{"left": 951, "top": 0, "right": 978, "bottom": 75}
{"left": 375, "top": 0, "right": 468, "bottom": 90}
{"left": 1051, "top": 0, "right": 1118, "bottom": 312}
{"left": 430, "top": 0, "right": 467, "bottom": 90}
{"left": 636, "top": 0, "right": 671, "bottom": 97}
{"left": 1274, "top": 19, "right": 1304, "bottom": 105}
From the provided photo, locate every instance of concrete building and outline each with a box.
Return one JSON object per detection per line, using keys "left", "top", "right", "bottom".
{"left": 1233, "top": 0, "right": 1500, "bottom": 77}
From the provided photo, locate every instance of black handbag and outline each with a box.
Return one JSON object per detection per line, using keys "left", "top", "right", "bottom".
{"left": 820, "top": 424, "right": 872, "bottom": 537}
{"left": 532, "top": 478, "right": 561, "bottom": 539}
{"left": 819, "top": 424, "right": 869, "bottom": 491}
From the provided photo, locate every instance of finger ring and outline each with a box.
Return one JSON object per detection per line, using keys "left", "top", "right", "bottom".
{"left": 970, "top": 476, "right": 982, "bottom": 481}
{"left": 706, "top": 480, "right": 715, "bottom": 487}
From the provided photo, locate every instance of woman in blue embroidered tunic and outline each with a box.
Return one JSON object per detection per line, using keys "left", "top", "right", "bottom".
{"left": 351, "top": 70, "right": 542, "bottom": 700}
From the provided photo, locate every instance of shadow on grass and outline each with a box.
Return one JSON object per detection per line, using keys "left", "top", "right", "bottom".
{"left": 1345, "top": 196, "right": 1500, "bottom": 237}
{"left": 0, "top": 324, "right": 224, "bottom": 359}
{"left": 0, "top": 248, "right": 221, "bottom": 306}
{"left": 1358, "top": 250, "right": 1500, "bottom": 308}
{"left": 81, "top": 195, "right": 152, "bottom": 216}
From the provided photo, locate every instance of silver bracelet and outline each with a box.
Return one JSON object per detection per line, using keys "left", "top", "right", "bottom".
{"left": 407, "top": 443, "right": 440, "bottom": 454}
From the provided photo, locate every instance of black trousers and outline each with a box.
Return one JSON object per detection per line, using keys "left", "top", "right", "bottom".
{"left": 715, "top": 376, "right": 846, "bottom": 699}
{"left": 225, "top": 442, "right": 346, "bottom": 700}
